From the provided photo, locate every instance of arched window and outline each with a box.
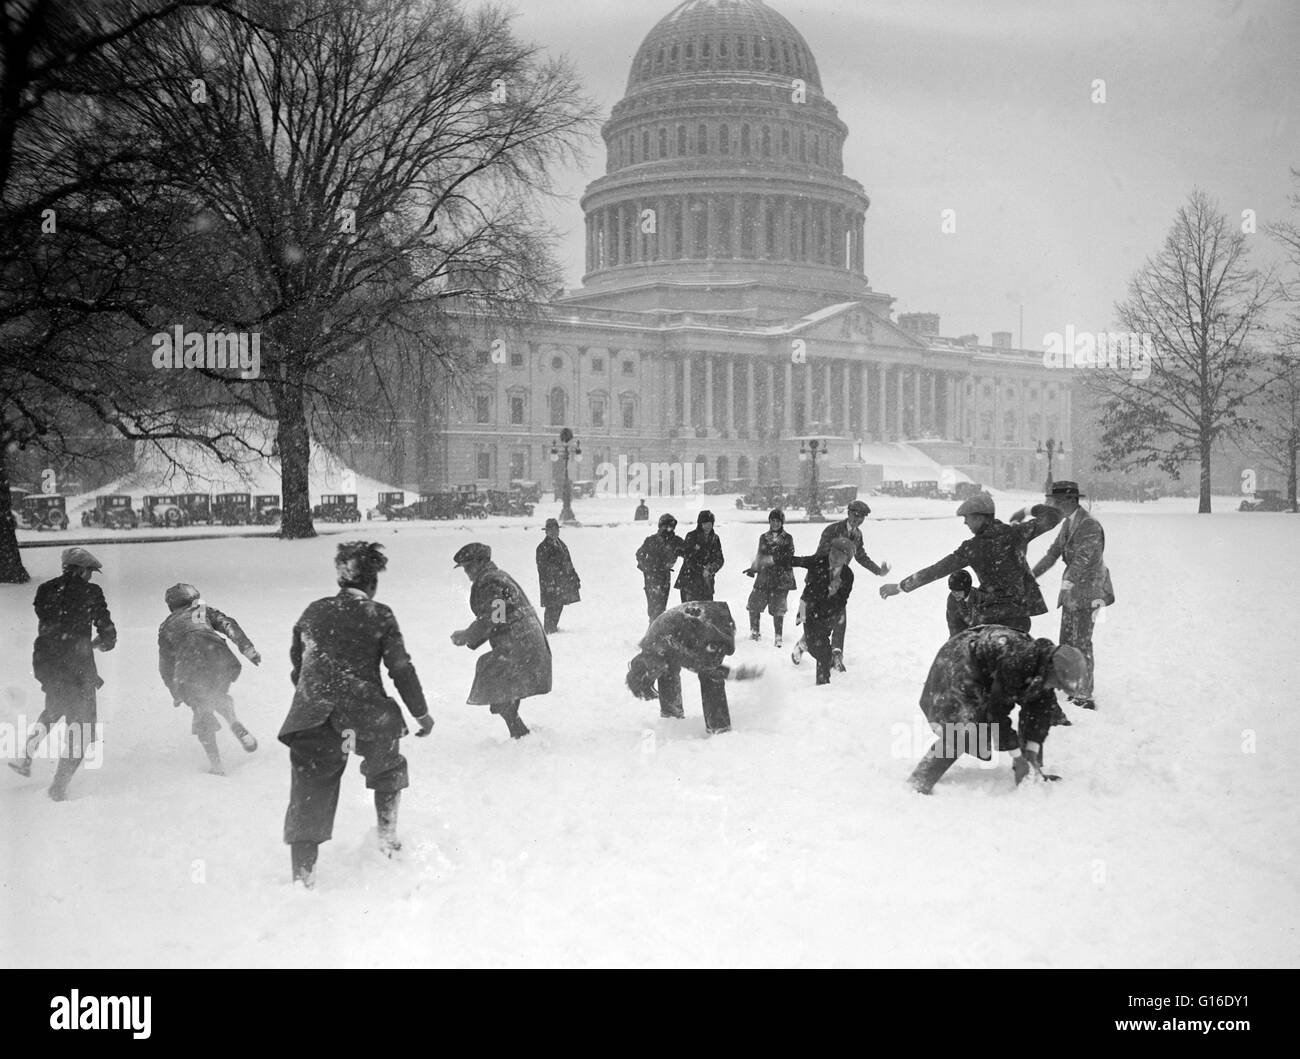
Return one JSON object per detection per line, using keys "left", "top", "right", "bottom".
{"left": 716, "top": 455, "right": 729, "bottom": 482}
{"left": 740, "top": 124, "right": 751, "bottom": 154}
{"left": 762, "top": 126, "right": 772, "bottom": 157}
{"left": 685, "top": 41, "right": 694, "bottom": 61}
{"left": 642, "top": 129, "right": 650, "bottom": 160}
{"left": 719, "top": 124, "right": 730, "bottom": 155}
{"left": 781, "top": 128, "right": 790, "bottom": 156}
{"left": 697, "top": 124, "right": 708, "bottom": 153}
{"left": 550, "top": 387, "right": 567, "bottom": 427}
{"left": 799, "top": 131, "right": 806, "bottom": 161}
{"left": 677, "top": 125, "right": 687, "bottom": 155}
{"left": 736, "top": 454, "right": 750, "bottom": 480}
{"left": 702, "top": 40, "right": 711, "bottom": 59}
{"left": 658, "top": 127, "right": 667, "bottom": 157}
{"left": 719, "top": 38, "right": 728, "bottom": 59}
{"left": 813, "top": 136, "right": 820, "bottom": 165}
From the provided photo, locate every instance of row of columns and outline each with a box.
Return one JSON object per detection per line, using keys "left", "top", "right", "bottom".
{"left": 668, "top": 354, "right": 981, "bottom": 441}
{"left": 587, "top": 195, "right": 865, "bottom": 273}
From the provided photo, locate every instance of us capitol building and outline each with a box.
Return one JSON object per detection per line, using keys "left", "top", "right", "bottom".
{"left": 425, "top": 0, "right": 1073, "bottom": 496}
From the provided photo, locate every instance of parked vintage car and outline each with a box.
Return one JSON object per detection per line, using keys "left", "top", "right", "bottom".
{"left": 213, "top": 493, "right": 252, "bottom": 526}
{"left": 253, "top": 494, "right": 282, "bottom": 525}
{"left": 312, "top": 494, "right": 361, "bottom": 522}
{"left": 510, "top": 479, "right": 542, "bottom": 504}
{"left": 736, "top": 483, "right": 790, "bottom": 511}
{"left": 142, "top": 494, "right": 188, "bottom": 527}
{"left": 484, "top": 489, "right": 535, "bottom": 517}
{"left": 823, "top": 483, "right": 860, "bottom": 510}
{"left": 16, "top": 494, "right": 70, "bottom": 531}
{"left": 569, "top": 480, "right": 596, "bottom": 499}
{"left": 1239, "top": 489, "right": 1293, "bottom": 512}
{"left": 84, "top": 494, "right": 141, "bottom": 529}
{"left": 370, "top": 491, "right": 415, "bottom": 521}
{"left": 455, "top": 484, "right": 488, "bottom": 519}
{"left": 176, "top": 493, "right": 213, "bottom": 525}
{"left": 414, "top": 491, "right": 459, "bottom": 520}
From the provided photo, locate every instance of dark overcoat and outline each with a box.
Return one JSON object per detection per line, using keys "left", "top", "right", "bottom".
{"left": 158, "top": 602, "right": 253, "bottom": 695}
{"left": 32, "top": 572, "right": 117, "bottom": 715}
{"left": 751, "top": 530, "right": 797, "bottom": 592}
{"left": 536, "top": 536, "right": 581, "bottom": 608}
{"left": 674, "top": 528, "right": 724, "bottom": 597}
{"left": 279, "top": 588, "right": 428, "bottom": 744}
{"left": 1031, "top": 510, "right": 1115, "bottom": 610}
{"left": 920, "top": 625, "right": 1058, "bottom": 748}
{"left": 636, "top": 530, "right": 684, "bottom": 587}
{"left": 791, "top": 554, "right": 854, "bottom": 627}
{"left": 815, "top": 519, "right": 885, "bottom": 575}
{"left": 900, "top": 505, "right": 1063, "bottom": 625}
{"left": 465, "top": 563, "right": 553, "bottom": 705}
{"left": 639, "top": 601, "right": 736, "bottom": 674}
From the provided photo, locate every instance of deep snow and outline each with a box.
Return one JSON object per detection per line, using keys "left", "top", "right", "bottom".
{"left": 1, "top": 493, "right": 1297, "bottom": 968}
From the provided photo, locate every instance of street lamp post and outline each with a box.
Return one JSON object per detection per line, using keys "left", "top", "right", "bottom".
{"left": 799, "top": 438, "right": 827, "bottom": 522}
{"left": 1036, "top": 438, "right": 1065, "bottom": 494}
{"left": 550, "top": 427, "right": 582, "bottom": 525}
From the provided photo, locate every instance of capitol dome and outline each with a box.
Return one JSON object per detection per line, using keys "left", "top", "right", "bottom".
{"left": 627, "top": 0, "right": 822, "bottom": 92}
{"left": 568, "top": 0, "right": 877, "bottom": 318}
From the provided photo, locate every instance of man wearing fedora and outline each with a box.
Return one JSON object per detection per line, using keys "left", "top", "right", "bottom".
{"left": 536, "top": 518, "right": 581, "bottom": 634}
{"left": 9, "top": 548, "right": 116, "bottom": 800}
{"left": 1031, "top": 481, "right": 1114, "bottom": 710}
{"left": 451, "top": 542, "right": 552, "bottom": 738}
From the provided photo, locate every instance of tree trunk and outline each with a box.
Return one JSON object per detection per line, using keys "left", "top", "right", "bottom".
{"left": 1289, "top": 431, "right": 1298, "bottom": 514}
{"left": 1198, "top": 433, "right": 1212, "bottom": 513}
{"left": 0, "top": 446, "right": 31, "bottom": 583}
{"left": 276, "top": 372, "right": 316, "bottom": 540}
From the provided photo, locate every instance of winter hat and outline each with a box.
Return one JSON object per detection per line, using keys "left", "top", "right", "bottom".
{"left": 947, "top": 570, "right": 973, "bottom": 593}
{"left": 452, "top": 542, "right": 491, "bottom": 567}
{"left": 767, "top": 508, "right": 785, "bottom": 523}
{"left": 336, "top": 541, "right": 388, "bottom": 586}
{"left": 956, "top": 492, "right": 995, "bottom": 517}
{"left": 658, "top": 513, "right": 677, "bottom": 530}
{"left": 1049, "top": 644, "right": 1088, "bottom": 695}
{"left": 165, "top": 583, "right": 201, "bottom": 610}
{"left": 828, "top": 537, "right": 855, "bottom": 559}
{"left": 544, "top": 518, "right": 560, "bottom": 530}
{"left": 1047, "top": 481, "right": 1085, "bottom": 500}
{"left": 61, "top": 547, "right": 102, "bottom": 571}
{"left": 847, "top": 499, "right": 871, "bottom": 517}
{"left": 697, "top": 509, "right": 715, "bottom": 526}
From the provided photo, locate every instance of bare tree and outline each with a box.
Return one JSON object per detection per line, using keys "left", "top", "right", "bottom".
{"left": 1089, "top": 189, "right": 1278, "bottom": 512}
{"left": 117, "top": 0, "right": 596, "bottom": 537}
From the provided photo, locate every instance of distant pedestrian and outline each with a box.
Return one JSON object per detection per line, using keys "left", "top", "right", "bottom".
{"left": 744, "top": 509, "right": 795, "bottom": 645}
{"left": 9, "top": 548, "right": 116, "bottom": 801}
{"left": 158, "top": 583, "right": 262, "bottom": 775}
{"left": 279, "top": 542, "right": 433, "bottom": 888}
{"left": 536, "top": 518, "right": 581, "bottom": 634}
{"left": 675, "top": 509, "right": 724, "bottom": 603}
{"left": 451, "top": 543, "right": 552, "bottom": 739}
{"left": 1031, "top": 481, "right": 1113, "bottom": 710}
{"left": 636, "top": 513, "right": 684, "bottom": 620}
{"left": 634, "top": 499, "right": 650, "bottom": 521}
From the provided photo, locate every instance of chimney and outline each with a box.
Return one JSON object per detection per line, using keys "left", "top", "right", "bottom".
{"left": 958, "top": 333, "right": 979, "bottom": 347}
{"left": 992, "top": 331, "right": 1012, "bottom": 349}
{"left": 897, "top": 312, "right": 940, "bottom": 336}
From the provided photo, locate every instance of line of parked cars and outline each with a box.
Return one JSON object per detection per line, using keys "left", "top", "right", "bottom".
{"left": 736, "top": 482, "right": 861, "bottom": 513}
{"left": 75, "top": 492, "right": 286, "bottom": 529}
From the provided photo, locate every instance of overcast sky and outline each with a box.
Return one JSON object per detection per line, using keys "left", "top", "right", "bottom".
{"left": 506, "top": 0, "right": 1300, "bottom": 348}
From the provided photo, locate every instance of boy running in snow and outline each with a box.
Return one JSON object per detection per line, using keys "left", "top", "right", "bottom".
{"left": 158, "top": 583, "right": 262, "bottom": 774}
{"left": 744, "top": 509, "right": 795, "bottom": 645}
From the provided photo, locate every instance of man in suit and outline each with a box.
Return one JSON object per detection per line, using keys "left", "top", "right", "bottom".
{"left": 1031, "top": 481, "right": 1114, "bottom": 710}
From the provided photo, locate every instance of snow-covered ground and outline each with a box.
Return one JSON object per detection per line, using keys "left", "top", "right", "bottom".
{"left": 2, "top": 493, "right": 1297, "bottom": 967}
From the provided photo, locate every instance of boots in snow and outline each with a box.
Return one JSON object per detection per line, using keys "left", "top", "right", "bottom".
{"left": 198, "top": 732, "right": 224, "bottom": 775}
{"left": 791, "top": 639, "right": 806, "bottom": 665}
{"left": 291, "top": 841, "right": 318, "bottom": 888}
{"left": 831, "top": 647, "right": 846, "bottom": 672}
{"left": 375, "top": 790, "right": 401, "bottom": 856}
{"left": 230, "top": 721, "right": 258, "bottom": 753}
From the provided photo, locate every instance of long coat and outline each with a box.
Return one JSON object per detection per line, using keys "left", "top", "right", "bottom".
{"left": 920, "top": 625, "right": 1058, "bottom": 749}
{"left": 536, "top": 536, "right": 581, "bottom": 608}
{"left": 636, "top": 529, "right": 683, "bottom": 587}
{"left": 791, "top": 554, "right": 855, "bottom": 627}
{"left": 815, "top": 518, "right": 885, "bottom": 575}
{"left": 750, "top": 529, "right": 796, "bottom": 592}
{"left": 32, "top": 571, "right": 117, "bottom": 695}
{"left": 674, "top": 527, "right": 724, "bottom": 597}
{"left": 158, "top": 601, "right": 254, "bottom": 696}
{"left": 900, "top": 505, "right": 1063, "bottom": 625}
{"left": 278, "top": 588, "right": 428, "bottom": 744}
{"left": 639, "top": 601, "right": 736, "bottom": 674}
{"left": 464, "top": 562, "right": 552, "bottom": 705}
{"left": 1031, "top": 510, "right": 1115, "bottom": 610}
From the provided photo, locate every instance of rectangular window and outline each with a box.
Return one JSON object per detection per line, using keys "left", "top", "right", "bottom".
{"left": 510, "top": 350, "right": 524, "bottom": 367}
{"left": 476, "top": 451, "right": 491, "bottom": 480}
{"left": 622, "top": 401, "right": 635, "bottom": 429}
{"left": 510, "top": 451, "right": 526, "bottom": 480}
{"left": 475, "top": 395, "right": 491, "bottom": 423}
{"left": 476, "top": 349, "right": 490, "bottom": 366}
{"left": 591, "top": 399, "right": 606, "bottom": 428}
{"left": 592, "top": 357, "right": 605, "bottom": 373}
{"left": 622, "top": 360, "right": 635, "bottom": 375}
{"left": 510, "top": 396, "right": 524, "bottom": 425}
